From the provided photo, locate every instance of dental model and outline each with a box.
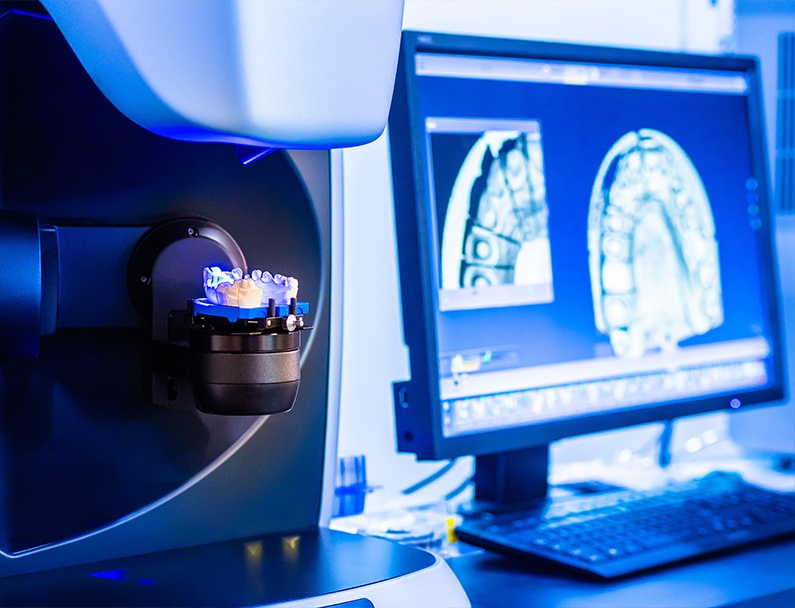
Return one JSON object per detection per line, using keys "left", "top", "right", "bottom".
{"left": 203, "top": 266, "right": 299, "bottom": 308}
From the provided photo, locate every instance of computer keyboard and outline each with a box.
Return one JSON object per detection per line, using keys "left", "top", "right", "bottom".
{"left": 455, "top": 472, "right": 795, "bottom": 579}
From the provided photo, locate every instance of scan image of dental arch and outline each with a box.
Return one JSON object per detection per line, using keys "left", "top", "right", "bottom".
{"left": 588, "top": 129, "right": 724, "bottom": 359}
{"left": 440, "top": 129, "right": 553, "bottom": 299}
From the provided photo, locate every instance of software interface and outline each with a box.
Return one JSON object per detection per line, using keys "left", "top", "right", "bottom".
{"left": 413, "top": 52, "right": 775, "bottom": 439}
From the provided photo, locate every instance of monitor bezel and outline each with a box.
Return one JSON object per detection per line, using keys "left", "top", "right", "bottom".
{"left": 389, "top": 30, "right": 786, "bottom": 462}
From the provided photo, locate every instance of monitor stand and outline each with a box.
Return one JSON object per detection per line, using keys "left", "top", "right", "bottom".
{"left": 472, "top": 445, "right": 550, "bottom": 510}
{"left": 470, "top": 440, "right": 648, "bottom": 516}
{"left": 469, "top": 437, "right": 656, "bottom": 514}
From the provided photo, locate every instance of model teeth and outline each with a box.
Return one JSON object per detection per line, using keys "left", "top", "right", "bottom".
{"left": 203, "top": 266, "right": 299, "bottom": 308}
{"left": 203, "top": 266, "right": 235, "bottom": 305}
{"left": 261, "top": 273, "right": 299, "bottom": 304}
{"left": 216, "top": 278, "right": 263, "bottom": 308}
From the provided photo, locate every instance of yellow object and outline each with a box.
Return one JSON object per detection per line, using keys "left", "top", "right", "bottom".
{"left": 446, "top": 516, "right": 458, "bottom": 544}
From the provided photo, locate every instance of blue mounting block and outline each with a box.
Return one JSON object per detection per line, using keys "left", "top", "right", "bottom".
{"left": 191, "top": 298, "right": 309, "bottom": 322}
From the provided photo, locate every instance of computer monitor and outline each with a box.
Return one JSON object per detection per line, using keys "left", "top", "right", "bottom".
{"left": 388, "top": 31, "right": 786, "bottom": 506}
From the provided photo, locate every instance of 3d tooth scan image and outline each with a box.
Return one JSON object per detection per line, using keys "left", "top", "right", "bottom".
{"left": 437, "top": 125, "right": 554, "bottom": 309}
{"left": 588, "top": 128, "right": 724, "bottom": 359}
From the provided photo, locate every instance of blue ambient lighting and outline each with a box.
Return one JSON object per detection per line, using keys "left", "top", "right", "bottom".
{"left": 89, "top": 568, "right": 126, "bottom": 581}
{"left": 88, "top": 568, "right": 158, "bottom": 585}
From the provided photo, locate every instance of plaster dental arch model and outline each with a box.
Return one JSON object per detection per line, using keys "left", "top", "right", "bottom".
{"left": 203, "top": 266, "right": 299, "bottom": 308}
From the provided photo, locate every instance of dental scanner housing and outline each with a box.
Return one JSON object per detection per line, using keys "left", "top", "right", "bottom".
{"left": 0, "top": 1, "right": 470, "bottom": 605}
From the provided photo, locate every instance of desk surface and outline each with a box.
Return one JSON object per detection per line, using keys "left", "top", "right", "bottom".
{"left": 447, "top": 536, "right": 795, "bottom": 608}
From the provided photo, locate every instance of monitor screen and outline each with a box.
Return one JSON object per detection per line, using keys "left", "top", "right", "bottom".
{"left": 388, "top": 31, "right": 786, "bottom": 483}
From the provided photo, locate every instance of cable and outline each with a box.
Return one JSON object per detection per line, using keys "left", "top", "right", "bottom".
{"left": 401, "top": 459, "right": 458, "bottom": 495}
{"left": 445, "top": 475, "right": 474, "bottom": 502}
{"left": 658, "top": 419, "right": 674, "bottom": 468}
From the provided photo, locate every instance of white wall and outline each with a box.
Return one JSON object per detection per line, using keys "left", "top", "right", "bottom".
{"left": 730, "top": 0, "right": 795, "bottom": 453}
{"left": 401, "top": 0, "right": 734, "bottom": 52}
{"left": 734, "top": 0, "right": 795, "bottom": 193}
{"left": 337, "top": 0, "right": 737, "bottom": 500}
